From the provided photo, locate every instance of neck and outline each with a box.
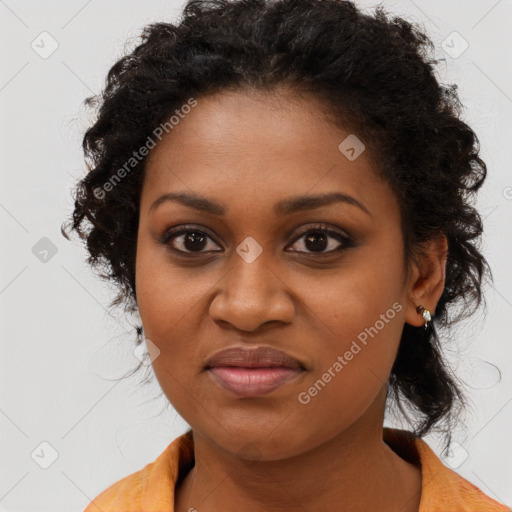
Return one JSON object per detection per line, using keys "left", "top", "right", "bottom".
{"left": 174, "top": 415, "right": 422, "bottom": 512}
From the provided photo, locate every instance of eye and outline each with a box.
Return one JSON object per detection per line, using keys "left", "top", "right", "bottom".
{"left": 159, "top": 223, "right": 354, "bottom": 257}
{"left": 160, "top": 226, "right": 222, "bottom": 254}
{"left": 286, "top": 224, "right": 354, "bottom": 256}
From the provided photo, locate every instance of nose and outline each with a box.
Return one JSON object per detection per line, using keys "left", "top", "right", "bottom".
{"left": 209, "top": 251, "right": 295, "bottom": 332}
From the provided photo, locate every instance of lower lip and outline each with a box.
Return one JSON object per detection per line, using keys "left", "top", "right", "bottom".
{"left": 207, "top": 366, "right": 303, "bottom": 397}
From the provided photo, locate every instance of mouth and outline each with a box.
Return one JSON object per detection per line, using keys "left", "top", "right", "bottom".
{"left": 204, "top": 345, "right": 306, "bottom": 398}
{"left": 207, "top": 366, "right": 305, "bottom": 397}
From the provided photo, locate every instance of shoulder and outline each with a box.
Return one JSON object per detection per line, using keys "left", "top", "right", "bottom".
{"left": 83, "top": 430, "right": 194, "bottom": 512}
{"left": 83, "top": 463, "right": 149, "bottom": 512}
{"left": 383, "top": 428, "right": 511, "bottom": 511}
{"left": 413, "top": 435, "right": 510, "bottom": 511}
{"left": 416, "top": 439, "right": 511, "bottom": 512}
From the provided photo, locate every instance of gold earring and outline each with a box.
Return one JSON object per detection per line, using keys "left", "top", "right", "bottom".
{"left": 416, "top": 305, "right": 432, "bottom": 330}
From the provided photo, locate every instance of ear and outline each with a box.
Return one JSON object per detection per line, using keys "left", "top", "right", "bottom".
{"left": 404, "top": 233, "right": 448, "bottom": 328}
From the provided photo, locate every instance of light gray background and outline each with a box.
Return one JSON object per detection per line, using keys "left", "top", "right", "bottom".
{"left": 1, "top": 1, "right": 511, "bottom": 511}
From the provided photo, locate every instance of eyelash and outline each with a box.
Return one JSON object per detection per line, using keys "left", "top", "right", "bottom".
{"left": 159, "top": 223, "right": 355, "bottom": 258}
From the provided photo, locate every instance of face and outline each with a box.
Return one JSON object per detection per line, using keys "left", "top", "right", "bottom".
{"left": 135, "top": 88, "right": 415, "bottom": 460}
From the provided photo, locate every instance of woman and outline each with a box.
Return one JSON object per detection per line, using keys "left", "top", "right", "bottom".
{"left": 61, "top": 0, "right": 511, "bottom": 510}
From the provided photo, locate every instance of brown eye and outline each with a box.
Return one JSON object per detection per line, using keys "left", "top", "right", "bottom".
{"left": 159, "top": 223, "right": 355, "bottom": 258}
{"left": 287, "top": 225, "right": 354, "bottom": 256}
{"left": 161, "top": 227, "right": 222, "bottom": 254}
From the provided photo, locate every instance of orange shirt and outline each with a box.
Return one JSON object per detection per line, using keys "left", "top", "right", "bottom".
{"left": 84, "top": 427, "right": 510, "bottom": 512}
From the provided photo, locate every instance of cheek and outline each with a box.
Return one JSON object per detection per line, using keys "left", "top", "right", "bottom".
{"left": 292, "top": 249, "right": 405, "bottom": 423}
{"left": 134, "top": 239, "right": 218, "bottom": 402}
{"left": 135, "top": 234, "right": 207, "bottom": 340}
{"left": 300, "top": 293, "right": 403, "bottom": 409}
{"left": 135, "top": 263, "right": 203, "bottom": 412}
{"left": 135, "top": 243, "right": 184, "bottom": 366}
{"left": 296, "top": 246, "right": 405, "bottom": 352}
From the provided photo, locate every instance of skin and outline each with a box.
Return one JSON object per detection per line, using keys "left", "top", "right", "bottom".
{"left": 135, "top": 87, "right": 448, "bottom": 512}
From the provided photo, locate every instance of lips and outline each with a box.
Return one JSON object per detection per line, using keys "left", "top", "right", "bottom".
{"left": 204, "top": 345, "right": 306, "bottom": 398}
{"left": 204, "top": 345, "right": 304, "bottom": 370}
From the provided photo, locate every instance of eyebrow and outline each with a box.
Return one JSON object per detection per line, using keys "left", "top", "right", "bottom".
{"left": 149, "top": 191, "right": 372, "bottom": 217}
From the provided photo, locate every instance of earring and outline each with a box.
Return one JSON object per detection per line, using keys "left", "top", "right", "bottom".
{"left": 416, "top": 305, "right": 432, "bottom": 330}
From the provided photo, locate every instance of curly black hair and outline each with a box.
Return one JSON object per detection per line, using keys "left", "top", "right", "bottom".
{"left": 61, "top": 0, "right": 493, "bottom": 449}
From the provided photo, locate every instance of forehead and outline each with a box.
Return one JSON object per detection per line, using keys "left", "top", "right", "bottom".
{"left": 141, "top": 89, "right": 394, "bottom": 216}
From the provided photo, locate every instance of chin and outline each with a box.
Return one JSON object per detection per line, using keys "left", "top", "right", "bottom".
{"left": 199, "top": 422, "right": 314, "bottom": 462}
